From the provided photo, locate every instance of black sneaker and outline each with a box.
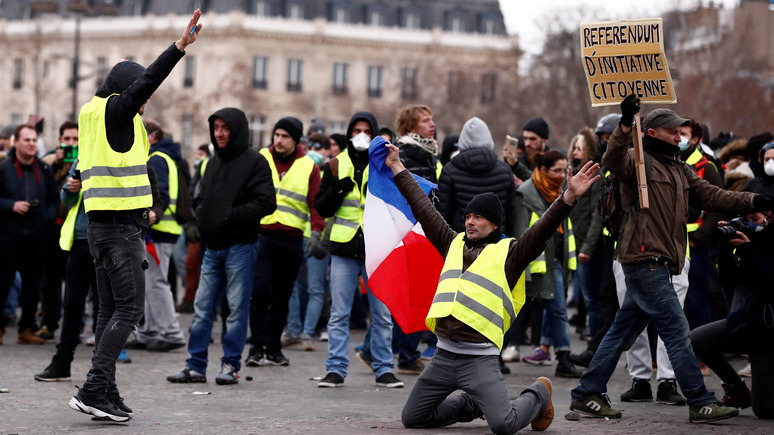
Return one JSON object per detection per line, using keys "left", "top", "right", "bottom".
{"left": 166, "top": 367, "right": 207, "bottom": 383}
{"left": 356, "top": 350, "right": 374, "bottom": 371}
{"left": 34, "top": 363, "right": 71, "bottom": 382}
{"left": 375, "top": 372, "right": 404, "bottom": 388}
{"left": 146, "top": 340, "right": 186, "bottom": 352}
{"left": 108, "top": 391, "right": 133, "bottom": 416}
{"left": 689, "top": 401, "right": 739, "bottom": 423}
{"left": 318, "top": 372, "right": 344, "bottom": 388}
{"left": 259, "top": 349, "right": 289, "bottom": 366}
{"left": 123, "top": 340, "right": 147, "bottom": 350}
{"left": 68, "top": 387, "right": 131, "bottom": 422}
{"left": 245, "top": 347, "right": 263, "bottom": 367}
{"left": 215, "top": 363, "right": 239, "bottom": 385}
{"left": 397, "top": 359, "right": 425, "bottom": 375}
{"left": 621, "top": 378, "right": 653, "bottom": 402}
{"left": 656, "top": 379, "right": 686, "bottom": 406}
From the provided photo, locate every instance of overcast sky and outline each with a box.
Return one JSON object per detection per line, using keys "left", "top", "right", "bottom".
{"left": 499, "top": 0, "right": 741, "bottom": 56}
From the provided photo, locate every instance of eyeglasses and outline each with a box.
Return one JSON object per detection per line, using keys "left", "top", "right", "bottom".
{"left": 310, "top": 142, "right": 323, "bottom": 150}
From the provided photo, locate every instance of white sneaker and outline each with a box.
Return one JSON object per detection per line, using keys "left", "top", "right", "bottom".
{"left": 319, "top": 331, "right": 329, "bottom": 342}
{"left": 502, "top": 345, "right": 520, "bottom": 362}
{"left": 738, "top": 363, "right": 752, "bottom": 377}
{"left": 85, "top": 335, "right": 96, "bottom": 346}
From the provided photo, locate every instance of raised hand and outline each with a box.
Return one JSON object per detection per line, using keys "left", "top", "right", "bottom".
{"left": 385, "top": 142, "right": 405, "bottom": 175}
{"left": 563, "top": 160, "right": 601, "bottom": 204}
{"left": 176, "top": 9, "right": 203, "bottom": 52}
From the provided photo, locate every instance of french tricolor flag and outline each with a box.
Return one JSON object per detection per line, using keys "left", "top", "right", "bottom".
{"left": 364, "top": 137, "right": 444, "bottom": 333}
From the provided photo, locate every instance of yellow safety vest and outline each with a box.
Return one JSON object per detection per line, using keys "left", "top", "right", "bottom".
{"left": 426, "top": 233, "right": 526, "bottom": 350}
{"left": 259, "top": 148, "right": 315, "bottom": 231}
{"left": 148, "top": 151, "right": 182, "bottom": 235}
{"left": 528, "top": 211, "right": 577, "bottom": 274}
{"left": 59, "top": 193, "right": 82, "bottom": 251}
{"left": 78, "top": 95, "right": 152, "bottom": 212}
{"left": 199, "top": 157, "right": 208, "bottom": 177}
{"left": 329, "top": 152, "right": 369, "bottom": 243}
{"left": 435, "top": 161, "right": 443, "bottom": 180}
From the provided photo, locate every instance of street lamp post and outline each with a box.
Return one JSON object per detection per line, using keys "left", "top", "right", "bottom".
{"left": 67, "top": 1, "right": 89, "bottom": 120}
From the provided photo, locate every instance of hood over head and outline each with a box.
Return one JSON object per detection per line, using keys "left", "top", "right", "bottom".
{"left": 345, "top": 111, "right": 379, "bottom": 156}
{"left": 208, "top": 107, "right": 249, "bottom": 161}
{"left": 96, "top": 61, "right": 146, "bottom": 97}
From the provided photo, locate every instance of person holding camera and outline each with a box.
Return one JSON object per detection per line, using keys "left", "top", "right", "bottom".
{"left": 0, "top": 124, "right": 58, "bottom": 346}
{"left": 570, "top": 95, "right": 774, "bottom": 423}
{"left": 690, "top": 211, "right": 774, "bottom": 419}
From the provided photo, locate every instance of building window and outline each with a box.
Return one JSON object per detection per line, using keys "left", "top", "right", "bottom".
{"left": 253, "top": 0, "right": 269, "bottom": 16}
{"left": 367, "top": 65, "right": 382, "bottom": 98}
{"left": 13, "top": 59, "right": 23, "bottom": 89}
{"left": 401, "top": 67, "right": 417, "bottom": 100}
{"left": 189, "top": 0, "right": 207, "bottom": 13}
{"left": 249, "top": 115, "right": 267, "bottom": 148}
{"left": 130, "top": 0, "right": 144, "bottom": 16}
{"left": 478, "top": 12, "right": 501, "bottom": 35}
{"left": 482, "top": 18, "right": 495, "bottom": 35}
{"left": 96, "top": 56, "right": 108, "bottom": 87}
{"left": 368, "top": 9, "right": 384, "bottom": 26}
{"left": 333, "top": 62, "right": 348, "bottom": 95}
{"left": 184, "top": 56, "right": 195, "bottom": 88}
{"left": 447, "top": 71, "right": 460, "bottom": 102}
{"left": 287, "top": 59, "right": 303, "bottom": 92}
{"left": 286, "top": 1, "right": 304, "bottom": 20}
{"left": 181, "top": 114, "right": 193, "bottom": 149}
{"left": 11, "top": 113, "right": 23, "bottom": 124}
{"left": 481, "top": 73, "right": 496, "bottom": 104}
{"left": 446, "top": 9, "right": 467, "bottom": 33}
{"left": 401, "top": 8, "right": 421, "bottom": 29}
{"left": 252, "top": 56, "right": 268, "bottom": 89}
{"left": 331, "top": 6, "right": 348, "bottom": 24}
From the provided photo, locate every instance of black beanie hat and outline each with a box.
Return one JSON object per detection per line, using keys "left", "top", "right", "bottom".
{"left": 274, "top": 117, "right": 304, "bottom": 145}
{"left": 523, "top": 117, "right": 549, "bottom": 139}
{"left": 464, "top": 193, "right": 503, "bottom": 227}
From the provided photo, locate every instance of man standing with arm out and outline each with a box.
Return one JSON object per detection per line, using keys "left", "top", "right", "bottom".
{"left": 167, "top": 107, "right": 275, "bottom": 386}
{"left": 246, "top": 116, "right": 323, "bottom": 367}
{"left": 570, "top": 95, "right": 774, "bottom": 423}
{"left": 68, "top": 10, "right": 202, "bottom": 422}
{"left": 384, "top": 141, "right": 600, "bottom": 434}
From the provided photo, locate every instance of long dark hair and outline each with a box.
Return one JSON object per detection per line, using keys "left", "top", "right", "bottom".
{"left": 534, "top": 150, "right": 567, "bottom": 171}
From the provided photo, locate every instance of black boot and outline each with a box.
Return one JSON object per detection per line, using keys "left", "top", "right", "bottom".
{"left": 569, "top": 348, "right": 594, "bottom": 367}
{"left": 621, "top": 378, "right": 653, "bottom": 402}
{"left": 720, "top": 380, "right": 752, "bottom": 409}
{"left": 555, "top": 351, "right": 583, "bottom": 378}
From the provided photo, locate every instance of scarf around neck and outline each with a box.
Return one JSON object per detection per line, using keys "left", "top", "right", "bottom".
{"left": 531, "top": 168, "right": 564, "bottom": 234}
{"left": 400, "top": 132, "right": 438, "bottom": 156}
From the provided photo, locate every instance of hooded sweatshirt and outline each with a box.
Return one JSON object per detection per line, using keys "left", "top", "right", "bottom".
{"left": 314, "top": 111, "right": 379, "bottom": 258}
{"left": 437, "top": 118, "right": 516, "bottom": 236}
{"left": 196, "top": 108, "right": 276, "bottom": 250}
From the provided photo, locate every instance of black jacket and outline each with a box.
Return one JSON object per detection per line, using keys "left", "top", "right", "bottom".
{"left": 0, "top": 148, "right": 58, "bottom": 239}
{"left": 437, "top": 147, "right": 516, "bottom": 236}
{"left": 314, "top": 111, "right": 379, "bottom": 258}
{"left": 148, "top": 137, "right": 184, "bottom": 243}
{"left": 397, "top": 139, "right": 439, "bottom": 183}
{"left": 196, "top": 108, "right": 276, "bottom": 250}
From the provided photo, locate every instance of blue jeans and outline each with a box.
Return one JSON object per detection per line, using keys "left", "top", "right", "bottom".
{"left": 576, "top": 253, "right": 603, "bottom": 338}
{"left": 287, "top": 247, "right": 329, "bottom": 336}
{"left": 186, "top": 243, "right": 256, "bottom": 373}
{"left": 83, "top": 221, "right": 146, "bottom": 395}
{"left": 572, "top": 262, "right": 717, "bottom": 407}
{"left": 326, "top": 255, "right": 394, "bottom": 378}
{"left": 538, "top": 262, "right": 571, "bottom": 352}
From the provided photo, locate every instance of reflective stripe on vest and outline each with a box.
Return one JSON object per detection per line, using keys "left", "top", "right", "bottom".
{"left": 435, "top": 161, "right": 443, "bottom": 180}
{"left": 78, "top": 95, "right": 152, "bottom": 212}
{"left": 527, "top": 211, "right": 577, "bottom": 274}
{"left": 259, "top": 148, "right": 314, "bottom": 231}
{"left": 329, "top": 152, "right": 369, "bottom": 243}
{"left": 59, "top": 193, "right": 83, "bottom": 251}
{"left": 686, "top": 148, "right": 708, "bottom": 233}
{"left": 148, "top": 151, "right": 182, "bottom": 235}
{"left": 426, "top": 233, "right": 525, "bottom": 350}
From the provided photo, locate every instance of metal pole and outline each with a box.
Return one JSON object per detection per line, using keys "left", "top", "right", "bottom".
{"left": 71, "top": 12, "right": 81, "bottom": 120}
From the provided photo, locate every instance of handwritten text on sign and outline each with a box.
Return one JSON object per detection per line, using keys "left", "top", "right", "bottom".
{"left": 580, "top": 18, "right": 676, "bottom": 106}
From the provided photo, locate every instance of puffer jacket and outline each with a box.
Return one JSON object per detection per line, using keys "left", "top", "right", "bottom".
{"left": 437, "top": 147, "right": 516, "bottom": 236}
{"left": 603, "top": 126, "right": 756, "bottom": 275}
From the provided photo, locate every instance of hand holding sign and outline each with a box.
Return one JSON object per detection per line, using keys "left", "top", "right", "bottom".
{"left": 620, "top": 94, "right": 641, "bottom": 128}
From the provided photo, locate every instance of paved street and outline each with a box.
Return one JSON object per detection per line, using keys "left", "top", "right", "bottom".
{"left": 0, "top": 312, "right": 766, "bottom": 434}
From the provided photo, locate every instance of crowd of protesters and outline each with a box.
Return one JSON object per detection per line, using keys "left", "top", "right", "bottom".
{"left": 1, "top": 10, "right": 773, "bottom": 430}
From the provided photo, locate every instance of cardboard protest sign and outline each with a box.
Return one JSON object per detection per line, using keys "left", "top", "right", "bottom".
{"left": 580, "top": 18, "right": 675, "bottom": 107}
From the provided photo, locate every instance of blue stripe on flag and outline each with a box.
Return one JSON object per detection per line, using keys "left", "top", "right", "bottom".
{"left": 368, "top": 136, "right": 436, "bottom": 224}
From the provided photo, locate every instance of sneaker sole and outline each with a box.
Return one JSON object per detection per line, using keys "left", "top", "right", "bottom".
{"left": 258, "top": 360, "right": 289, "bottom": 367}
{"left": 690, "top": 409, "right": 739, "bottom": 424}
{"left": 355, "top": 353, "right": 373, "bottom": 370}
{"left": 318, "top": 382, "right": 343, "bottom": 388}
{"left": 523, "top": 358, "right": 551, "bottom": 366}
{"left": 569, "top": 404, "right": 621, "bottom": 419}
{"left": 376, "top": 382, "right": 404, "bottom": 388}
{"left": 215, "top": 378, "right": 238, "bottom": 385}
{"left": 621, "top": 397, "right": 653, "bottom": 402}
{"left": 68, "top": 396, "right": 130, "bottom": 422}
{"left": 657, "top": 399, "right": 686, "bottom": 406}
{"left": 34, "top": 375, "right": 71, "bottom": 382}
{"left": 166, "top": 376, "right": 206, "bottom": 383}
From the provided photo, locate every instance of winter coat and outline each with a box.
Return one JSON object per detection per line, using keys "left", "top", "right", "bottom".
{"left": 0, "top": 147, "right": 58, "bottom": 239}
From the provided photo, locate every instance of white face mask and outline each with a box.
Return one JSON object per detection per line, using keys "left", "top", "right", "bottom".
{"left": 351, "top": 132, "right": 371, "bottom": 151}
{"left": 765, "top": 159, "right": 774, "bottom": 177}
{"left": 678, "top": 136, "right": 690, "bottom": 152}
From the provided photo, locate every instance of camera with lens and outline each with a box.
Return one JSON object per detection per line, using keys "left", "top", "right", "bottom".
{"left": 59, "top": 144, "right": 79, "bottom": 163}
{"left": 28, "top": 199, "right": 40, "bottom": 215}
{"left": 715, "top": 217, "right": 751, "bottom": 241}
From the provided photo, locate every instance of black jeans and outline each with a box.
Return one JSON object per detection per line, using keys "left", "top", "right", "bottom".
{"left": 691, "top": 319, "right": 774, "bottom": 419}
{"left": 53, "top": 239, "right": 97, "bottom": 366}
{"left": 82, "top": 221, "right": 146, "bottom": 395}
{"left": 250, "top": 232, "right": 304, "bottom": 352}
{"left": 39, "top": 227, "right": 68, "bottom": 331}
{"left": 0, "top": 235, "right": 45, "bottom": 333}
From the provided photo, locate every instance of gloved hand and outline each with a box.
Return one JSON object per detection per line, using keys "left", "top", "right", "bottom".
{"left": 305, "top": 231, "right": 328, "bottom": 259}
{"left": 753, "top": 193, "right": 774, "bottom": 211}
{"left": 185, "top": 223, "right": 201, "bottom": 243}
{"left": 335, "top": 177, "right": 355, "bottom": 195}
{"left": 619, "top": 94, "right": 641, "bottom": 128}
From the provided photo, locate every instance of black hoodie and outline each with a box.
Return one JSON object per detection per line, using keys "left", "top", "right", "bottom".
{"left": 196, "top": 108, "right": 276, "bottom": 250}
{"left": 314, "top": 111, "right": 379, "bottom": 258}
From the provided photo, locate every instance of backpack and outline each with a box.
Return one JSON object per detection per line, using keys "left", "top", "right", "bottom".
{"left": 173, "top": 159, "right": 194, "bottom": 224}
{"left": 598, "top": 153, "right": 653, "bottom": 241}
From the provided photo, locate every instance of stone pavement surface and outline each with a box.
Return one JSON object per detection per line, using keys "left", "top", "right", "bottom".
{"left": 0, "top": 313, "right": 767, "bottom": 434}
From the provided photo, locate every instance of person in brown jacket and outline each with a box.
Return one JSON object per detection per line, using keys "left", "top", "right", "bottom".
{"left": 571, "top": 95, "right": 774, "bottom": 423}
{"left": 383, "top": 141, "right": 602, "bottom": 434}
